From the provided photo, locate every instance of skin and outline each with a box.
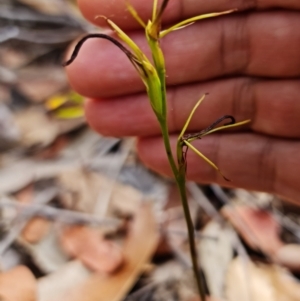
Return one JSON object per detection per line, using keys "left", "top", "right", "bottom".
{"left": 66, "top": 0, "right": 300, "bottom": 203}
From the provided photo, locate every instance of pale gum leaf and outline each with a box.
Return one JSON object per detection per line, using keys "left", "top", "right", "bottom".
{"left": 60, "top": 225, "right": 124, "bottom": 273}
{"left": 56, "top": 203, "right": 159, "bottom": 301}
{"left": 178, "top": 94, "right": 206, "bottom": 141}
{"left": 0, "top": 266, "right": 37, "bottom": 301}
{"left": 160, "top": 9, "right": 235, "bottom": 38}
{"left": 126, "top": 2, "right": 146, "bottom": 28}
{"left": 184, "top": 140, "right": 229, "bottom": 181}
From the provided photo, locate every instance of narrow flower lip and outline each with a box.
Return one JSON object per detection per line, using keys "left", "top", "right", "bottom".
{"left": 182, "top": 115, "right": 236, "bottom": 142}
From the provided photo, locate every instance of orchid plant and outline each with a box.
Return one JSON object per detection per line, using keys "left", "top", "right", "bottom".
{"left": 64, "top": 1, "right": 250, "bottom": 299}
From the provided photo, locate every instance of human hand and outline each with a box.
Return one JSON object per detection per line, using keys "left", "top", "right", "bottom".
{"left": 66, "top": 0, "right": 300, "bottom": 203}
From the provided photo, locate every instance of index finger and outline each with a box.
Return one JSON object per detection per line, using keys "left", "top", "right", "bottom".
{"left": 78, "top": 0, "right": 300, "bottom": 30}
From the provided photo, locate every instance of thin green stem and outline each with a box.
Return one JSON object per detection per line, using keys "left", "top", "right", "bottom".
{"left": 147, "top": 29, "right": 206, "bottom": 301}
{"left": 159, "top": 119, "right": 178, "bottom": 176}
{"left": 159, "top": 120, "right": 206, "bottom": 301}
{"left": 176, "top": 172, "right": 206, "bottom": 301}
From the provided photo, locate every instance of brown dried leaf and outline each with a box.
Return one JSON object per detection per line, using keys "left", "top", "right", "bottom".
{"left": 18, "top": 0, "right": 66, "bottom": 15}
{"left": 35, "top": 135, "right": 69, "bottom": 160}
{"left": 38, "top": 261, "right": 91, "bottom": 301}
{"left": 188, "top": 297, "right": 221, "bottom": 301}
{"left": 199, "top": 221, "right": 233, "bottom": 299}
{"left": 17, "top": 66, "right": 67, "bottom": 103}
{"left": 226, "top": 257, "right": 300, "bottom": 301}
{"left": 58, "top": 168, "right": 142, "bottom": 215}
{"left": 57, "top": 202, "right": 159, "bottom": 301}
{"left": 0, "top": 266, "right": 37, "bottom": 301}
{"left": 59, "top": 225, "right": 124, "bottom": 274}
{"left": 15, "top": 184, "right": 34, "bottom": 204}
{"left": 15, "top": 185, "right": 51, "bottom": 244}
{"left": 275, "top": 244, "right": 300, "bottom": 272}
{"left": 21, "top": 217, "right": 51, "bottom": 244}
{"left": 222, "top": 205, "right": 283, "bottom": 255}
{"left": 14, "top": 107, "right": 59, "bottom": 148}
{"left": 58, "top": 168, "right": 105, "bottom": 213}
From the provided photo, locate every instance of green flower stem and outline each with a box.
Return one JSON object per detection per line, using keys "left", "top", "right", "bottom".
{"left": 159, "top": 119, "right": 206, "bottom": 301}
{"left": 159, "top": 120, "right": 178, "bottom": 176}
{"left": 147, "top": 31, "right": 206, "bottom": 300}
{"left": 176, "top": 170, "right": 206, "bottom": 301}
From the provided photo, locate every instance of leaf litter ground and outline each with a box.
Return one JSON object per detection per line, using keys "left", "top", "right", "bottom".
{"left": 0, "top": 1, "right": 300, "bottom": 301}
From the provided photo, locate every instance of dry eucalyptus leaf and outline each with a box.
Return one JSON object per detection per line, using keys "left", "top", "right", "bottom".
{"left": 17, "top": 66, "right": 67, "bottom": 103}
{"left": 0, "top": 104, "right": 20, "bottom": 151}
{"left": 109, "top": 183, "right": 143, "bottom": 216}
{"left": 59, "top": 225, "right": 124, "bottom": 274}
{"left": 35, "top": 135, "right": 69, "bottom": 160}
{"left": 188, "top": 297, "right": 221, "bottom": 301}
{"left": 14, "top": 106, "right": 83, "bottom": 150}
{"left": 199, "top": 221, "right": 233, "bottom": 299}
{"left": 14, "top": 107, "right": 59, "bottom": 148}
{"left": 222, "top": 205, "right": 283, "bottom": 255}
{"left": 225, "top": 257, "right": 300, "bottom": 301}
{"left": 38, "top": 261, "right": 91, "bottom": 301}
{"left": 18, "top": 0, "right": 68, "bottom": 15}
{"left": 58, "top": 168, "right": 111, "bottom": 213}
{"left": 0, "top": 161, "right": 36, "bottom": 195}
{"left": 15, "top": 185, "right": 51, "bottom": 244}
{"left": 58, "top": 167, "right": 143, "bottom": 216}
{"left": 0, "top": 159, "right": 76, "bottom": 195}
{"left": 150, "top": 261, "right": 198, "bottom": 301}
{"left": 15, "top": 183, "right": 34, "bottom": 204}
{"left": 24, "top": 227, "right": 69, "bottom": 273}
{"left": 56, "top": 202, "right": 159, "bottom": 301}
{"left": 0, "top": 266, "right": 37, "bottom": 301}
{"left": 21, "top": 217, "right": 51, "bottom": 244}
{"left": 275, "top": 244, "right": 300, "bottom": 272}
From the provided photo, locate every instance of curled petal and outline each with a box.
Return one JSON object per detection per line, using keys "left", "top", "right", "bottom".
{"left": 63, "top": 33, "right": 138, "bottom": 67}
{"left": 199, "top": 119, "right": 251, "bottom": 138}
{"left": 63, "top": 33, "right": 150, "bottom": 83}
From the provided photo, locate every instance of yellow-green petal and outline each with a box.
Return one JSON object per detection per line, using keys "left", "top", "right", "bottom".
{"left": 160, "top": 9, "right": 235, "bottom": 38}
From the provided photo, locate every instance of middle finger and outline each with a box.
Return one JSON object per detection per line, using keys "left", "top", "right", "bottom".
{"left": 67, "top": 11, "right": 300, "bottom": 98}
{"left": 86, "top": 77, "right": 300, "bottom": 138}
